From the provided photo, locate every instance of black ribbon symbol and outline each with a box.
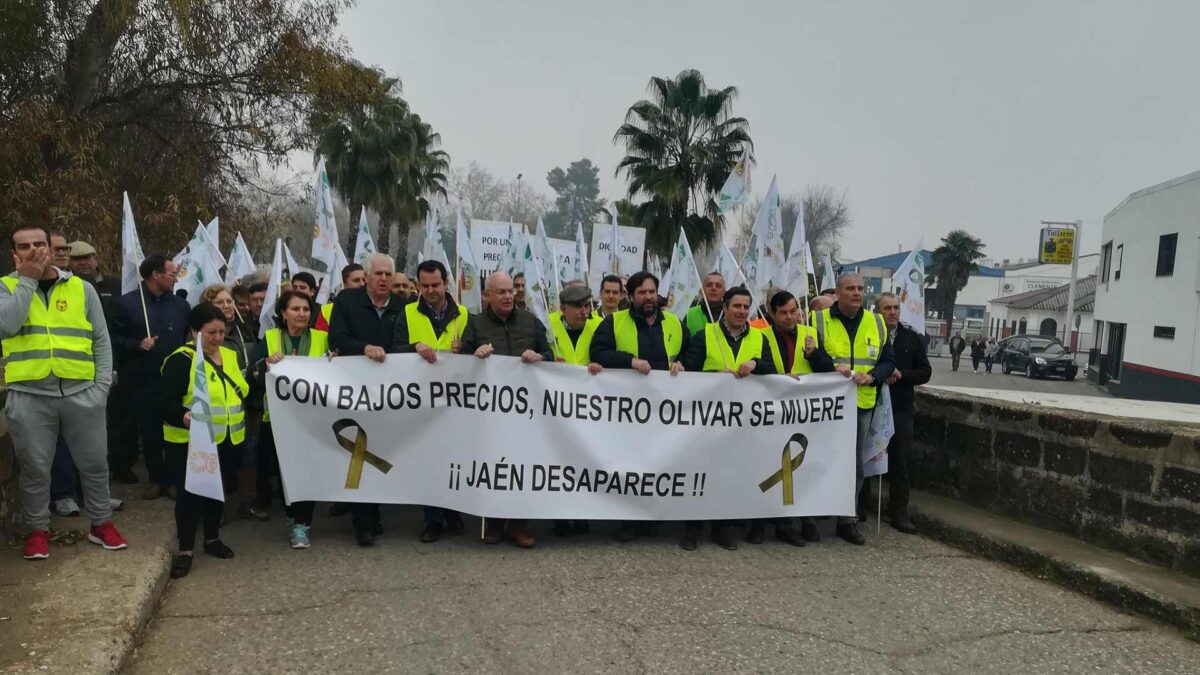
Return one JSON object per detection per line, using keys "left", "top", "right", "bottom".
{"left": 332, "top": 419, "right": 393, "bottom": 489}
{"left": 758, "top": 433, "right": 807, "bottom": 505}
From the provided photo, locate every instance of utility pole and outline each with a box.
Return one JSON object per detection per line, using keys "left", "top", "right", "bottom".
{"left": 514, "top": 173, "right": 523, "bottom": 222}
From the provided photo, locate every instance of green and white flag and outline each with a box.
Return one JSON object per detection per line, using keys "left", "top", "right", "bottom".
{"left": 456, "top": 208, "right": 482, "bottom": 312}
{"left": 353, "top": 207, "right": 376, "bottom": 265}
{"left": 225, "top": 233, "right": 257, "bottom": 286}
{"left": 184, "top": 343, "right": 225, "bottom": 501}
{"left": 522, "top": 241, "right": 555, "bottom": 350}
{"left": 500, "top": 222, "right": 526, "bottom": 278}
{"left": 784, "top": 205, "right": 809, "bottom": 302}
{"left": 283, "top": 240, "right": 301, "bottom": 284}
{"left": 120, "top": 192, "right": 144, "bottom": 294}
{"left": 893, "top": 240, "right": 926, "bottom": 335}
{"left": 745, "top": 175, "right": 783, "bottom": 308}
{"left": 259, "top": 239, "right": 284, "bottom": 339}
{"left": 422, "top": 207, "right": 452, "bottom": 271}
{"left": 664, "top": 229, "right": 701, "bottom": 320}
{"left": 573, "top": 223, "right": 589, "bottom": 283}
{"left": 717, "top": 146, "right": 752, "bottom": 214}
{"left": 312, "top": 156, "right": 344, "bottom": 304}
{"left": 176, "top": 223, "right": 223, "bottom": 306}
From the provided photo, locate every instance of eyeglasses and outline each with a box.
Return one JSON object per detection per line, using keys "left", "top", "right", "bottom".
{"left": 52, "top": 246, "right": 71, "bottom": 254}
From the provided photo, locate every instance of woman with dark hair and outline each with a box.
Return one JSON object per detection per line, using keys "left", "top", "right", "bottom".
{"left": 160, "top": 303, "right": 250, "bottom": 579}
{"left": 247, "top": 289, "right": 329, "bottom": 549}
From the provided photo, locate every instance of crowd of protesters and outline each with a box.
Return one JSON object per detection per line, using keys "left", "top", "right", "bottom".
{"left": 1, "top": 225, "right": 930, "bottom": 579}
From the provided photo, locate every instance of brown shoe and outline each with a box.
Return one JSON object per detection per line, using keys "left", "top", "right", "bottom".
{"left": 141, "top": 484, "right": 164, "bottom": 500}
{"left": 509, "top": 526, "right": 535, "bottom": 549}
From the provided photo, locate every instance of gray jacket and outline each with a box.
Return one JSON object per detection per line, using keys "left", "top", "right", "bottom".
{"left": 0, "top": 270, "right": 113, "bottom": 397}
{"left": 459, "top": 306, "right": 554, "bottom": 360}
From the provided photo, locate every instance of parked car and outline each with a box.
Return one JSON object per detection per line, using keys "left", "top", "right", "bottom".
{"left": 1001, "top": 337, "right": 1077, "bottom": 380}
{"left": 994, "top": 334, "right": 1063, "bottom": 362}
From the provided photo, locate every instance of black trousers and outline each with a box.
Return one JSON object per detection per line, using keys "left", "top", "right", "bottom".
{"left": 166, "top": 439, "right": 240, "bottom": 551}
{"left": 971, "top": 354, "right": 982, "bottom": 370}
{"left": 951, "top": 352, "right": 962, "bottom": 371}
{"left": 257, "top": 422, "right": 317, "bottom": 525}
{"left": 133, "top": 382, "right": 169, "bottom": 486}
{"left": 106, "top": 375, "right": 138, "bottom": 473}
{"left": 858, "top": 409, "right": 914, "bottom": 514}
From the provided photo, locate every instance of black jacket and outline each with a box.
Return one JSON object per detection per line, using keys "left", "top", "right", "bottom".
{"left": 83, "top": 274, "right": 122, "bottom": 318}
{"left": 327, "top": 287, "right": 407, "bottom": 356}
{"left": 889, "top": 322, "right": 932, "bottom": 414}
{"left": 591, "top": 310, "right": 692, "bottom": 371}
{"left": 110, "top": 285, "right": 191, "bottom": 381}
{"left": 459, "top": 306, "right": 553, "bottom": 360}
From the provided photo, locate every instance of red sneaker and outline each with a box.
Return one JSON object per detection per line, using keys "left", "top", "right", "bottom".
{"left": 88, "top": 522, "right": 128, "bottom": 550}
{"left": 23, "top": 529, "right": 50, "bottom": 560}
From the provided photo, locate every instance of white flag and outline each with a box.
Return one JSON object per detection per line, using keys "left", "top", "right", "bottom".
{"left": 422, "top": 208, "right": 452, "bottom": 271}
{"left": 352, "top": 207, "right": 376, "bottom": 265}
{"left": 664, "top": 230, "right": 702, "bottom": 320}
{"left": 184, "top": 344, "right": 225, "bottom": 501}
{"left": 333, "top": 245, "right": 350, "bottom": 295}
{"left": 500, "top": 223, "right": 525, "bottom": 278}
{"left": 259, "top": 239, "right": 284, "bottom": 339}
{"left": 311, "top": 157, "right": 344, "bottom": 304}
{"left": 224, "top": 233, "right": 257, "bottom": 286}
{"left": 120, "top": 192, "right": 144, "bottom": 294}
{"left": 283, "top": 241, "right": 301, "bottom": 283}
{"left": 862, "top": 386, "right": 894, "bottom": 479}
{"left": 784, "top": 206, "right": 809, "bottom": 302}
{"left": 821, "top": 250, "right": 836, "bottom": 292}
{"left": 176, "top": 224, "right": 224, "bottom": 307}
{"left": 573, "top": 223, "right": 589, "bottom": 283}
{"left": 805, "top": 242, "right": 817, "bottom": 292}
{"left": 606, "top": 206, "right": 621, "bottom": 275}
{"left": 199, "top": 218, "right": 227, "bottom": 271}
{"left": 893, "top": 241, "right": 926, "bottom": 335}
{"left": 205, "top": 217, "right": 219, "bottom": 250}
{"left": 534, "top": 217, "right": 561, "bottom": 311}
{"left": 456, "top": 209, "right": 482, "bottom": 312}
{"left": 745, "top": 176, "right": 784, "bottom": 308}
{"left": 522, "top": 242, "right": 555, "bottom": 349}
{"left": 712, "top": 242, "right": 747, "bottom": 286}
{"left": 717, "top": 146, "right": 752, "bottom": 214}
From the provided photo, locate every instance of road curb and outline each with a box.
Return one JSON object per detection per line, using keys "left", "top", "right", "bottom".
{"left": 909, "top": 492, "right": 1200, "bottom": 640}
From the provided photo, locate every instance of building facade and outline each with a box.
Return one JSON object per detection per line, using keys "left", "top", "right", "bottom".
{"left": 1090, "top": 170, "right": 1200, "bottom": 403}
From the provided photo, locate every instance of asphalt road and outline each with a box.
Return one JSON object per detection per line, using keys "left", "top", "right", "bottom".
{"left": 127, "top": 509, "right": 1198, "bottom": 674}
{"left": 926, "top": 353, "right": 1109, "bottom": 398}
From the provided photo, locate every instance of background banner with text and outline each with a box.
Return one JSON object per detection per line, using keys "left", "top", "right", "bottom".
{"left": 268, "top": 355, "right": 857, "bottom": 520}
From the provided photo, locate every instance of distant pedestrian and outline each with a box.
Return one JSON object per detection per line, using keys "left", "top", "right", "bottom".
{"left": 984, "top": 339, "right": 998, "bottom": 374}
{"left": 970, "top": 337, "right": 985, "bottom": 372}
{"left": 949, "top": 331, "right": 966, "bottom": 371}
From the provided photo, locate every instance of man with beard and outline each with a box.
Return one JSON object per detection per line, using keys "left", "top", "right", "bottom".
{"left": 591, "top": 271, "right": 689, "bottom": 542}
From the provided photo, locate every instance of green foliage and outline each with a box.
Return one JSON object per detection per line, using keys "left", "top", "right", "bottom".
{"left": 543, "top": 158, "right": 605, "bottom": 240}
{"left": 928, "top": 229, "right": 986, "bottom": 320}
{"left": 613, "top": 69, "right": 752, "bottom": 258}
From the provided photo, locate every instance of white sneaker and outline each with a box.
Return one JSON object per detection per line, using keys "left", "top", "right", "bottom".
{"left": 51, "top": 498, "right": 80, "bottom": 517}
{"left": 110, "top": 498, "right": 124, "bottom": 511}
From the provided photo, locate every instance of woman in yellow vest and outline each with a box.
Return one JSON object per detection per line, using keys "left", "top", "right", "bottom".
{"left": 160, "top": 303, "right": 251, "bottom": 579}
{"left": 247, "top": 290, "right": 329, "bottom": 550}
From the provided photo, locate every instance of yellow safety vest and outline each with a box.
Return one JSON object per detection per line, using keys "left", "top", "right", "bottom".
{"left": 702, "top": 323, "right": 765, "bottom": 372}
{"left": 162, "top": 345, "right": 250, "bottom": 445}
{"left": 549, "top": 312, "right": 601, "bottom": 365}
{"left": 0, "top": 276, "right": 95, "bottom": 383}
{"left": 611, "top": 309, "right": 683, "bottom": 360}
{"left": 761, "top": 325, "right": 818, "bottom": 375}
{"left": 404, "top": 302, "right": 467, "bottom": 351}
{"left": 814, "top": 308, "right": 887, "bottom": 408}
{"left": 262, "top": 328, "right": 329, "bottom": 423}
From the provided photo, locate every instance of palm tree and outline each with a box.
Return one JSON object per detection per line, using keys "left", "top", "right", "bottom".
{"left": 613, "top": 69, "right": 752, "bottom": 258}
{"left": 927, "top": 230, "right": 986, "bottom": 323}
{"left": 313, "top": 75, "right": 448, "bottom": 259}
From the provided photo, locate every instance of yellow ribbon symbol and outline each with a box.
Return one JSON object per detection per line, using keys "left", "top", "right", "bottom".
{"left": 758, "top": 433, "right": 807, "bottom": 505}
{"left": 332, "top": 419, "right": 393, "bottom": 489}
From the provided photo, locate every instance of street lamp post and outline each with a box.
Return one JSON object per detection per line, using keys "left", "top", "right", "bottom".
{"left": 1040, "top": 219, "right": 1083, "bottom": 354}
{"left": 515, "top": 173, "right": 523, "bottom": 222}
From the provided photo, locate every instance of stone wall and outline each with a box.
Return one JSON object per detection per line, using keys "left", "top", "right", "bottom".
{"left": 912, "top": 389, "right": 1200, "bottom": 578}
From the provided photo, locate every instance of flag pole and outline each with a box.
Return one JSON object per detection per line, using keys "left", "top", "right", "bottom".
{"left": 138, "top": 283, "right": 152, "bottom": 339}
{"left": 877, "top": 476, "right": 883, "bottom": 534}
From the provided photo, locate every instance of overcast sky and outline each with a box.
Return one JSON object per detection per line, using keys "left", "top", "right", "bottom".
{"left": 335, "top": 0, "right": 1200, "bottom": 262}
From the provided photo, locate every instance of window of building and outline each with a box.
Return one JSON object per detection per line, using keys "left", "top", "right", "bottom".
{"left": 1100, "top": 241, "right": 1112, "bottom": 286}
{"left": 1153, "top": 326, "right": 1175, "bottom": 339}
{"left": 1156, "top": 233, "right": 1177, "bottom": 277}
{"left": 1114, "top": 244, "right": 1123, "bottom": 280}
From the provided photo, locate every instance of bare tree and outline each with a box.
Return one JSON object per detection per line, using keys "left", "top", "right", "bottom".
{"left": 449, "top": 162, "right": 506, "bottom": 220}
{"left": 732, "top": 185, "right": 851, "bottom": 263}
{"left": 499, "top": 180, "right": 551, "bottom": 227}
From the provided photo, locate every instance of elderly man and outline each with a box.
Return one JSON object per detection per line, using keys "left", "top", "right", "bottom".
{"left": 685, "top": 272, "right": 726, "bottom": 338}
{"left": 389, "top": 259, "right": 468, "bottom": 543}
{"left": 67, "top": 241, "right": 121, "bottom": 315}
{"left": 460, "top": 271, "right": 554, "bottom": 548}
{"left": 328, "top": 253, "right": 408, "bottom": 546}
{"left": 2, "top": 225, "right": 127, "bottom": 559}
{"left": 863, "top": 292, "right": 931, "bottom": 534}
{"left": 110, "top": 254, "right": 191, "bottom": 499}
{"left": 809, "top": 273, "right": 895, "bottom": 545}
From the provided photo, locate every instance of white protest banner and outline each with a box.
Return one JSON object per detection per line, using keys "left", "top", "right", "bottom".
{"left": 267, "top": 355, "right": 857, "bottom": 520}
{"left": 861, "top": 386, "right": 893, "bottom": 478}
{"left": 588, "top": 224, "right": 646, "bottom": 294}
{"left": 470, "top": 219, "right": 515, "bottom": 274}
{"left": 184, "top": 345, "right": 225, "bottom": 501}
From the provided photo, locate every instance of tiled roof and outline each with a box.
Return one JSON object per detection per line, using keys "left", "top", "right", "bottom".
{"left": 990, "top": 275, "right": 1097, "bottom": 312}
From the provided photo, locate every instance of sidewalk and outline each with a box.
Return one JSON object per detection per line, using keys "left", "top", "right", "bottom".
{"left": 910, "top": 489, "right": 1200, "bottom": 639}
{"left": 0, "top": 482, "right": 174, "bottom": 673}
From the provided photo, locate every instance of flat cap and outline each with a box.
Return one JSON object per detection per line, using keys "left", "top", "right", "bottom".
{"left": 69, "top": 241, "right": 96, "bottom": 257}
{"left": 560, "top": 285, "right": 593, "bottom": 305}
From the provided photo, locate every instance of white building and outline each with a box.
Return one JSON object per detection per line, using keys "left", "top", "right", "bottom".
{"left": 1090, "top": 170, "right": 1200, "bottom": 403}
{"left": 987, "top": 275, "right": 1096, "bottom": 350}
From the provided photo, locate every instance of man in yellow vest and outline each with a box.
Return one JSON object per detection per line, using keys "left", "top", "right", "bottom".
{"left": 681, "top": 286, "right": 777, "bottom": 550}
{"left": 591, "top": 271, "right": 689, "bottom": 543}
{"left": 811, "top": 272, "right": 895, "bottom": 546}
{"left": 592, "top": 274, "right": 623, "bottom": 320}
{"left": 1, "top": 225, "right": 128, "bottom": 560}
{"left": 684, "top": 272, "right": 726, "bottom": 338}
{"left": 388, "top": 259, "right": 468, "bottom": 543}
